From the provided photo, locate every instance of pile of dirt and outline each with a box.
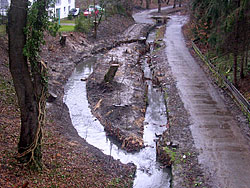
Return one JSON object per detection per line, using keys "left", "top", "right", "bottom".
{"left": 93, "top": 14, "right": 135, "bottom": 41}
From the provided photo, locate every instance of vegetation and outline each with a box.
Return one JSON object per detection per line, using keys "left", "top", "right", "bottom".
{"left": 0, "top": 25, "right": 6, "bottom": 35}
{"left": 59, "top": 25, "right": 75, "bottom": 32}
{"left": 164, "top": 146, "right": 177, "bottom": 163}
{"left": 191, "top": 0, "right": 250, "bottom": 87}
{"left": 8, "top": 0, "right": 58, "bottom": 170}
{"left": 74, "top": 15, "right": 93, "bottom": 33}
{"left": 60, "top": 18, "right": 75, "bottom": 24}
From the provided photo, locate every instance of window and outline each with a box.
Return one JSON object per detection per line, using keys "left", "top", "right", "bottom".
{"left": 68, "top": 6, "right": 71, "bottom": 13}
{"left": 56, "top": 8, "right": 60, "bottom": 18}
{"left": 68, "top": 0, "right": 71, "bottom": 4}
{"left": 64, "top": 7, "right": 66, "bottom": 12}
{"left": 56, "top": 0, "right": 61, "bottom": 5}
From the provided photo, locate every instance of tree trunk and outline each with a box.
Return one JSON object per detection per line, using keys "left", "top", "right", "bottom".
{"left": 93, "top": 0, "right": 97, "bottom": 39}
{"left": 233, "top": 0, "right": 241, "bottom": 87}
{"left": 8, "top": 0, "right": 45, "bottom": 168}
{"left": 158, "top": 0, "right": 161, "bottom": 13}
{"left": 240, "top": 53, "right": 245, "bottom": 79}
{"left": 179, "top": 0, "right": 182, "bottom": 7}
{"left": 233, "top": 52, "right": 238, "bottom": 87}
{"left": 173, "top": 0, "right": 176, "bottom": 8}
{"left": 245, "top": 45, "right": 249, "bottom": 68}
{"left": 146, "top": 0, "right": 150, "bottom": 9}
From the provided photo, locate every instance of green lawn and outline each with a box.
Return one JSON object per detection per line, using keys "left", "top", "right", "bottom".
{"left": 59, "top": 25, "right": 75, "bottom": 32}
{"left": 60, "top": 19, "right": 75, "bottom": 24}
{"left": 0, "top": 25, "right": 6, "bottom": 36}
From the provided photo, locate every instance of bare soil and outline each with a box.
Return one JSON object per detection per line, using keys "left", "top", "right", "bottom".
{"left": 142, "top": 15, "right": 212, "bottom": 187}
{"left": 86, "top": 24, "right": 151, "bottom": 152}
{"left": 1, "top": 3, "right": 249, "bottom": 187}
{"left": 0, "top": 14, "right": 137, "bottom": 187}
{"left": 152, "top": 7, "right": 250, "bottom": 188}
{"left": 147, "top": 6, "right": 249, "bottom": 188}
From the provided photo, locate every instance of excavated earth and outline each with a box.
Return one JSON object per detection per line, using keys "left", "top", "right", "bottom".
{"left": 2, "top": 4, "right": 249, "bottom": 187}
{"left": 41, "top": 14, "right": 139, "bottom": 186}
{"left": 87, "top": 23, "right": 152, "bottom": 152}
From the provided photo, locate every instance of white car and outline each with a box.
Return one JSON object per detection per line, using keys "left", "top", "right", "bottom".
{"left": 88, "top": 5, "right": 104, "bottom": 12}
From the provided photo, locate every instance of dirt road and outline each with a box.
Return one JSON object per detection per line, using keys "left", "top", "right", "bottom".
{"left": 164, "top": 14, "right": 250, "bottom": 188}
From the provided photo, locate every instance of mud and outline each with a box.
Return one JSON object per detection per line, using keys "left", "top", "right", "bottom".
{"left": 86, "top": 24, "right": 152, "bottom": 152}
{"left": 40, "top": 14, "right": 141, "bottom": 185}
{"left": 154, "top": 12, "right": 250, "bottom": 188}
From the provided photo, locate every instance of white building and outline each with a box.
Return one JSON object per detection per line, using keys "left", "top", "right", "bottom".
{"left": 0, "top": 0, "right": 75, "bottom": 19}
{"left": 0, "top": 0, "right": 9, "bottom": 16}
{"left": 51, "top": 0, "right": 76, "bottom": 19}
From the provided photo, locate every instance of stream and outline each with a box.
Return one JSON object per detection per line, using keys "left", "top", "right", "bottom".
{"left": 64, "top": 43, "right": 170, "bottom": 188}
{"left": 63, "top": 9, "right": 171, "bottom": 188}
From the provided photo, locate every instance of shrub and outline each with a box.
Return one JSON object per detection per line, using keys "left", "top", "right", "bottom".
{"left": 74, "top": 15, "right": 93, "bottom": 33}
{"left": 68, "top": 14, "right": 73, "bottom": 20}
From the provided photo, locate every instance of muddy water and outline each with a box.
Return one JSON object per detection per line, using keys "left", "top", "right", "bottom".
{"left": 164, "top": 15, "right": 250, "bottom": 187}
{"left": 133, "top": 7, "right": 171, "bottom": 24}
{"left": 64, "top": 55, "right": 170, "bottom": 187}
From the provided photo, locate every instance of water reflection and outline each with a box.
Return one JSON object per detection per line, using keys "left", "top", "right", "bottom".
{"left": 64, "top": 54, "right": 170, "bottom": 188}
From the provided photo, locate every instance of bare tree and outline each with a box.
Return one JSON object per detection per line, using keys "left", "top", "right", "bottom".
{"left": 173, "top": 0, "right": 182, "bottom": 8}
{"left": 146, "top": 0, "right": 150, "bottom": 9}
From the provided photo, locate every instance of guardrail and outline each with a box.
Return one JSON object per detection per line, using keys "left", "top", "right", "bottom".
{"left": 192, "top": 41, "right": 250, "bottom": 121}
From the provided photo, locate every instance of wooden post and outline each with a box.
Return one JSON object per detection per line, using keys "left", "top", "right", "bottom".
{"left": 104, "top": 64, "right": 119, "bottom": 83}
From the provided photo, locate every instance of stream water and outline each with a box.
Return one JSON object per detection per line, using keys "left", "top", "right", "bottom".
{"left": 63, "top": 8, "right": 171, "bottom": 187}
{"left": 63, "top": 41, "right": 171, "bottom": 187}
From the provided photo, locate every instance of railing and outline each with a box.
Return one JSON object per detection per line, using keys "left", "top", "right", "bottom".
{"left": 192, "top": 41, "right": 250, "bottom": 121}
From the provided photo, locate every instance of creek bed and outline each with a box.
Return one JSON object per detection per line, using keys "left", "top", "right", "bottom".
{"left": 64, "top": 35, "right": 170, "bottom": 188}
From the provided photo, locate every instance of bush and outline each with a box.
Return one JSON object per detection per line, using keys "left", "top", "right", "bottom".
{"left": 74, "top": 15, "right": 93, "bottom": 33}
{"left": 68, "top": 14, "right": 73, "bottom": 20}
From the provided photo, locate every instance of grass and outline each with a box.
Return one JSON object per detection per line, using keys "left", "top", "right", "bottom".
{"left": 155, "top": 25, "right": 166, "bottom": 40}
{"left": 59, "top": 25, "right": 75, "bottom": 32}
{"left": 0, "top": 25, "right": 6, "bottom": 36}
{"left": 60, "top": 18, "right": 75, "bottom": 24}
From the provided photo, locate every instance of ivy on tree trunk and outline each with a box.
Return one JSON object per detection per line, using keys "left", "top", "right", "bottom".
{"left": 8, "top": 0, "right": 56, "bottom": 169}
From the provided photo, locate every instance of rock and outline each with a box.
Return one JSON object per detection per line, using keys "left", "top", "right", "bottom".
{"left": 125, "top": 48, "right": 133, "bottom": 54}
{"left": 81, "top": 78, "right": 88, "bottom": 81}
{"left": 47, "top": 92, "right": 57, "bottom": 103}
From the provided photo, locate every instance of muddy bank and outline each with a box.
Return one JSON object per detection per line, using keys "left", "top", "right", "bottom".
{"left": 41, "top": 15, "right": 140, "bottom": 186}
{"left": 87, "top": 23, "right": 152, "bottom": 152}
{"left": 146, "top": 23, "right": 212, "bottom": 187}
{"left": 0, "top": 19, "right": 137, "bottom": 187}
{"left": 152, "top": 49, "right": 211, "bottom": 187}
{"left": 154, "top": 10, "right": 250, "bottom": 188}
{"left": 134, "top": 7, "right": 212, "bottom": 187}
